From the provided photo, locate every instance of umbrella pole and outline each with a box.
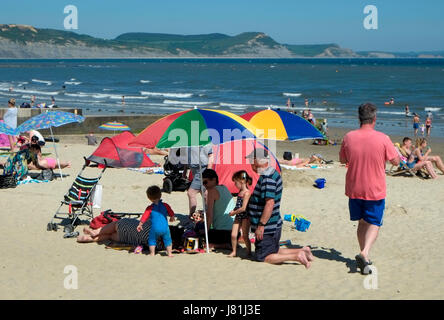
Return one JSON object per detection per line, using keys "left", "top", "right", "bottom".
{"left": 199, "top": 146, "right": 210, "bottom": 254}
{"left": 49, "top": 126, "right": 63, "bottom": 180}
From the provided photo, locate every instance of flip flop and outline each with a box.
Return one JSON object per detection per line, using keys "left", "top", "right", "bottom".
{"left": 355, "top": 254, "right": 372, "bottom": 275}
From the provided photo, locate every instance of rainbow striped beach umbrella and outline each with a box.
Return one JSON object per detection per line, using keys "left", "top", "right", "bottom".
{"left": 129, "top": 108, "right": 259, "bottom": 149}
{"left": 241, "top": 108, "right": 324, "bottom": 141}
{"left": 99, "top": 121, "right": 131, "bottom": 132}
{"left": 129, "top": 108, "right": 259, "bottom": 253}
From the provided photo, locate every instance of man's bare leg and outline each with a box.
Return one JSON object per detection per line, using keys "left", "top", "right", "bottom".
{"left": 357, "top": 219, "right": 379, "bottom": 262}
{"left": 187, "top": 188, "right": 200, "bottom": 214}
{"left": 264, "top": 250, "right": 311, "bottom": 268}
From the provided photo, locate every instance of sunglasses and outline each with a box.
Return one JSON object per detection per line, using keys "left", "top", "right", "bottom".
{"left": 202, "top": 180, "right": 209, "bottom": 185}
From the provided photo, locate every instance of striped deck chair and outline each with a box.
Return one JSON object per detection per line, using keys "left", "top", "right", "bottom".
{"left": 47, "top": 158, "right": 107, "bottom": 237}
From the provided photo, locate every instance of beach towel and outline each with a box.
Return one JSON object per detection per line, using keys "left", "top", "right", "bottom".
{"left": 127, "top": 167, "right": 164, "bottom": 174}
{"left": 17, "top": 177, "right": 50, "bottom": 185}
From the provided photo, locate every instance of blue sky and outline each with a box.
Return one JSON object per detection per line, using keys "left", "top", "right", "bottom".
{"left": 1, "top": 0, "right": 443, "bottom": 52}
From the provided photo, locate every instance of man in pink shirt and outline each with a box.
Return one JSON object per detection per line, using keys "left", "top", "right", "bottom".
{"left": 339, "top": 103, "right": 399, "bottom": 275}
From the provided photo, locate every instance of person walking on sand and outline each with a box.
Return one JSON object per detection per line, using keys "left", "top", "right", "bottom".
{"left": 246, "top": 148, "right": 313, "bottom": 268}
{"left": 339, "top": 103, "right": 399, "bottom": 275}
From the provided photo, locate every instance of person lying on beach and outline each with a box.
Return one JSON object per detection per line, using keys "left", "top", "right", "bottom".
{"left": 143, "top": 147, "right": 169, "bottom": 156}
{"left": 137, "top": 185, "right": 175, "bottom": 257}
{"left": 414, "top": 138, "right": 444, "bottom": 175}
{"left": 77, "top": 218, "right": 151, "bottom": 245}
{"left": 28, "top": 144, "right": 71, "bottom": 170}
{"left": 400, "top": 137, "right": 438, "bottom": 179}
{"left": 279, "top": 154, "right": 331, "bottom": 167}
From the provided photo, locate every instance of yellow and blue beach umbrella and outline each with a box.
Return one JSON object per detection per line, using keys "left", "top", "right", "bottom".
{"left": 99, "top": 121, "right": 131, "bottom": 132}
{"left": 241, "top": 108, "right": 324, "bottom": 141}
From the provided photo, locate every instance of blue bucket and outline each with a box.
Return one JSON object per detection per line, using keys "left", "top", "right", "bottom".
{"left": 315, "top": 178, "right": 326, "bottom": 189}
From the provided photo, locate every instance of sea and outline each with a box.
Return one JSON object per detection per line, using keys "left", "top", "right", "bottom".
{"left": 1, "top": 58, "right": 444, "bottom": 138}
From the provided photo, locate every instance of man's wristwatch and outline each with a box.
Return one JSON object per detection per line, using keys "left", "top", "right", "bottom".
{"left": 258, "top": 221, "right": 266, "bottom": 227}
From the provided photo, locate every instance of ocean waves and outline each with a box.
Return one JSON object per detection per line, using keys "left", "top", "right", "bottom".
{"left": 140, "top": 91, "right": 193, "bottom": 98}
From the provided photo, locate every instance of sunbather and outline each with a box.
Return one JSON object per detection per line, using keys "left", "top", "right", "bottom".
{"left": 77, "top": 219, "right": 151, "bottom": 245}
{"left": 414, "top": 138, "right": 444, "bottom": 175}
{"left": 279, "top": 154, "right": 330, "bottom": 167}
{"left": 400, "top": 138, "right": 437, "bottom": 179}
{"left": 28, "top": 144, "right": 71, "bottom": 170}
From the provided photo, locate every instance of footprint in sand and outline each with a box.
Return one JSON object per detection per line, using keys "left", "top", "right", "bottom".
{"left": 387, "top": 205, "right": 408, "bottom": 215}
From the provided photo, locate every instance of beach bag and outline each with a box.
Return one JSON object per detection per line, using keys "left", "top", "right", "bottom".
{"left": 0, "top": 174, "right": 17, "bottom": 189}
{"left": 89, "top": 209, "right": 120, "bottom": 229}
{"left": 283, "top": 151, "right": 292, "bottom": 161}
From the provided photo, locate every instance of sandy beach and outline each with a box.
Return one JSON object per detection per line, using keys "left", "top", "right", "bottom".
{"left": 0, "top": 127, "right": 443, "bottom": 300}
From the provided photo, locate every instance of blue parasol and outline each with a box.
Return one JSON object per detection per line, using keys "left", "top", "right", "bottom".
{"left": 15, "top": 111, "right": 85, "bottom": 179}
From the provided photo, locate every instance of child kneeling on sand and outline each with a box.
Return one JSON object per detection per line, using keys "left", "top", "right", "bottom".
{"left": 137, "top": 185, "right": 175, "bottom": 257}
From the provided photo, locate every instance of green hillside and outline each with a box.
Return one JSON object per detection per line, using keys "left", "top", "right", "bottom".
{"left": 284, "top": 43, "right": 340, "bottom": 56}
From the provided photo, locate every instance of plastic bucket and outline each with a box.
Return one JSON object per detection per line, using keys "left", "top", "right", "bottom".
{"left": 314, "top": 178, "right": 326, "bottom": 189}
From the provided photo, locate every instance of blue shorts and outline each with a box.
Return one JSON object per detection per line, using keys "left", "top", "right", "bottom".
{"left": 349, "top": 199, "right": 385, "bottom": 227}
{"left": 406, "top": 161, "right": 416, "bottom": 169}
{"left": 413, "top": 123, "right": 419, "bottom": 129}
{"left": 148, "top": 228, "right": 172, "bottom": 247}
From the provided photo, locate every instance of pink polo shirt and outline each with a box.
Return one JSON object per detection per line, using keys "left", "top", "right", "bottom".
{"left": 339, "top": 128, "right": 398, "bottom": 201}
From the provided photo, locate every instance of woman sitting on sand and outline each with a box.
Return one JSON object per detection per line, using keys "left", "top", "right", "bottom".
{"left": 28, "top": 144, "right": 71, "bottom": 170}
{"left": 202, "top": 169, "right": 236, "bottom": 250}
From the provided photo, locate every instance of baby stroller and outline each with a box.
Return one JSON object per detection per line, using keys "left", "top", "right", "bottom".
{"left": 47, "top": 158, "right": 106, "bottom": 238}
{"left": 161, "top": 151, "right": 190, "bottom": 194}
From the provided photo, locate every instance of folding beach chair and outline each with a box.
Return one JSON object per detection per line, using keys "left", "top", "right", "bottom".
{"left": 387, "top": 143, "right": 427, "bottom": 179}
{"left": 47, "top": 158, "right": 107, "bottom": 237}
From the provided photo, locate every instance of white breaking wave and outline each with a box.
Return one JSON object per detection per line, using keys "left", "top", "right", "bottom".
{"left": 163, "top": 99, "right": 210, "bottom": 106}
{"left": 425, "top": 107, "right": 441, "bottom": 112}
{"left": 66, "top": 92, "right": 147, "bottom": 100}
{"left": 64, "top": 81, "right": 82, "bottom": 85}
{"left": 254, "top": 104, "right": 282, "bottom": 109}
{"left": 378, "top": 111, "right": 406, "bottom": 115}
{"left": 32, "top": 79, "right": 52, "bottom": 86}
{"left": 113, "top": 95, "right": 148, "bottom": 100}
{"left": 283, "top": 93, "right": 302, "bottom": 97}
{"left": 140, "top": 91, "right": 193, "bottom": 98}
{"left": 13, "top": 88, "right": 59, "bottom": 96}
{"left": 219, "top": 103, "right": 250, "bottom": 108}
{"left": 140, "top": 80, "right": 151, "bottom": 84}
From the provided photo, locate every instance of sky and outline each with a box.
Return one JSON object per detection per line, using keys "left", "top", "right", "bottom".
{"left": 1, "top": 0, "right": 443, "bottom": 52}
